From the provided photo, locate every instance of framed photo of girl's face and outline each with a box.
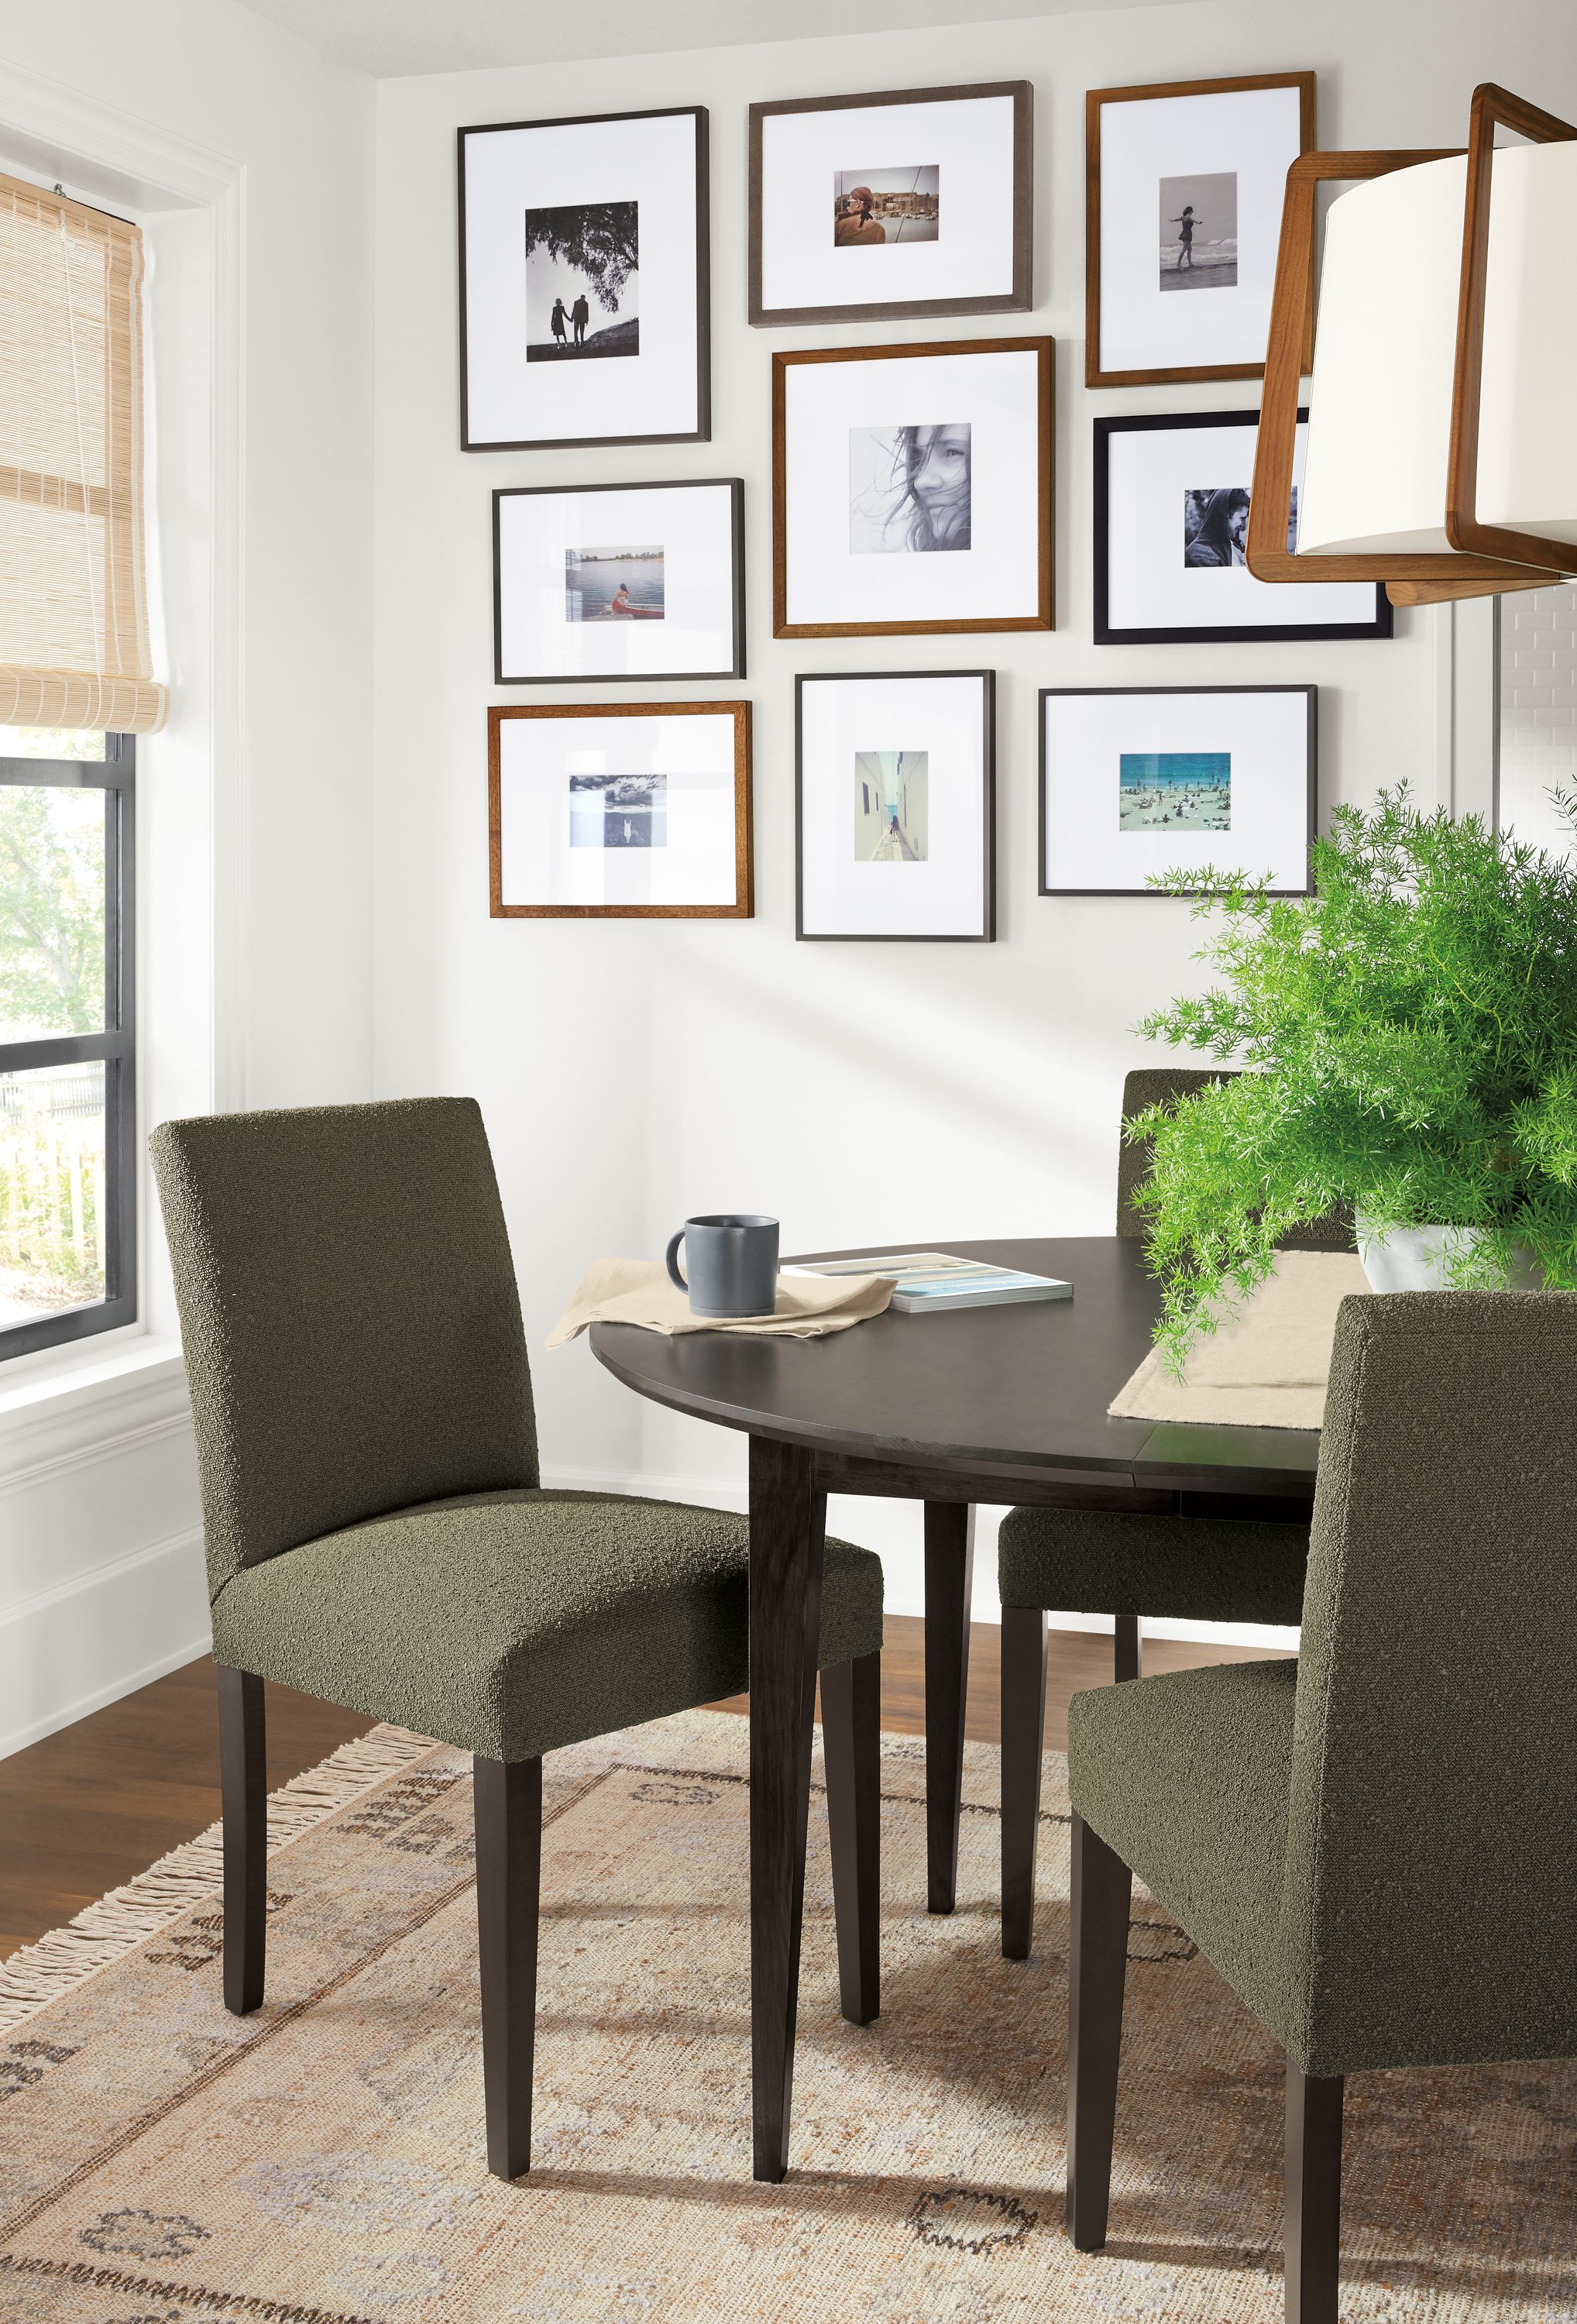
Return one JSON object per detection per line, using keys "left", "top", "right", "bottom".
{"left": 748, "top": 81, "right": 1032, "bottom": 327}
{"left": 1085, "top": 71, "right": 1315, "bottom": 388}
{"left": 1095, "top": 411, "right": 1393, "bottom": 645}
{"left": 772, "top": 337, "right": 1053, "bottom": 638}
{"left": 459, "top": 105, "right": 709, "bottom": 452}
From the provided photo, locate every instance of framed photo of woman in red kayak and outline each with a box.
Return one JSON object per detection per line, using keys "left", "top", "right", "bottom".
{"left": 493, "top": 480, "right": 745, "bottom": 683}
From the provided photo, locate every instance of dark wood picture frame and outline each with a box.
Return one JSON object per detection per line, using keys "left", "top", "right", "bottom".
{"left": 748, "top": 80, "right": 1033, "bottom": 328}
{"left": 1094, "top": 411, "right": 1393, "bottom": 645}
{"left": 1085, "top": 70, "right": 1317, "bottom": 390}
{"left": 458, "top": 105, "right": 711, "bottom": 453}
{"left": 795, "top": 669, "right": 996, "bottom": 943}
{"left": 492, "top": 478, "right": 746, "bottom": 685}
{"left": 772, "top": 336, "right": 1054, "bottom": 639}
{"left": 1038, "top": 683, "right": 1317, "bottom": 899}
{"left": 488, "top": 700, "right": 752, "bottom": 920}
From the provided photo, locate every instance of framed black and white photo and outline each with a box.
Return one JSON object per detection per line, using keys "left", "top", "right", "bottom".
{"left": 459, "top": 107, "right": 709, "bottom": 452}
{"left": 494, "top": 480, "right": 744, "bottom": 684}
{"left": 796, "top": 670, "right": 994, "bottom": 940}
{"left": 1086, "top": 72, "right": 1314, "bottom": 387}
{"left": 773, "top": 339, "right": 1053, "bottom": 638}
{"left": 1095, "top": 412, "right": 1393, "bottom": 645}
{"left": 490, "top": 702, "right": 751, "bottom": 919}
{"left": 1040, "top": 685, "right": 1314, "bottom": 897}
{"left": 749, "top": 81, "right": 1032, "bottom": 328}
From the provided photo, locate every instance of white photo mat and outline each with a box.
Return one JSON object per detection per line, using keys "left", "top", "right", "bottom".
{"left": 460, "top": 109, "right": 706, "bottom": 449}
{"left": 1094, "top": 81, "right": 1307, "bottom": 380}
{"left": 1041, "top": 686, "right": 1314, "bottom": 896}
{"left": 778, "top": 343, "right": 1048, "bottom": 633}
{"left": 798, "top": 672, "right": 992, "bottom": 939}
{"left": 494, "top": 710, "right": 744, "bottom": 914}
{"left": 494, "top": 482, "right": 742, "bottom": 682}
{"left": 1099, "top": 414, "right": 1390, "bottom": 638}
{"left": 754, "top": 88, "right": 1023, "bottom": 321}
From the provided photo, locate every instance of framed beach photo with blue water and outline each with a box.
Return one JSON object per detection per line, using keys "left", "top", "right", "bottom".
{"left": 494, "top": 480, "right": 745, "bottom": 684}
{"left": 459, "top": 107, "right": 709, "bottom": 452}
{"left": 1095, "top": 412, "right": 1392, "bottom": 645}
{"left": 1039, "top": 685, "right": 1315, "bottom": 898}
{"left": 490, "top": 702, "right": 751, "bottom": 920}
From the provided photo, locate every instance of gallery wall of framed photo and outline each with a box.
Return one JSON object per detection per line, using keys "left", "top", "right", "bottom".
{"left": 370, "top": 0, "right": 1512, "bottom": 1538}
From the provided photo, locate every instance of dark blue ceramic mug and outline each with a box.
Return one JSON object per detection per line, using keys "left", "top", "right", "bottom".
{"left": 665, "top": 1214, "right": 780, "bottom": 1318}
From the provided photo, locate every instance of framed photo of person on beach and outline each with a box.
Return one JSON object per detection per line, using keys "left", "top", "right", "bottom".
{"left": 493, "top": 480, "right": 745, "bottom": 683}
{"left": 773, "top": 338, "right": 1053, "bottom": 638}
{"left": 748, "top": 81, "right": 1032, "bottom": 327}
{"left": 796, "top": 669, "right": 995, "bottom": 940}
{"left": 490, "top": 702, "right": 751, "bottom": 920}
{"left": 1085, "top": 72, "right": 1315, "bottom": 388}
{"left": 1039, "top": 685, "right": 1315, "bottom": 898}
{"left": 1094, "top": 411, "right": 1392, "bottom": 645}
{"left": 459, "top": 107, "right": 709, "bottom": 451}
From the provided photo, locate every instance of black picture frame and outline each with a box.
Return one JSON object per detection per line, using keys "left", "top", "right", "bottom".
{"left": 1094, "top": 412, "right": 1394, "bottom": 645}
{"left": 492, "top": 478, "right": 746, "bottom": 685}
{"left": 1039, "top": 682, "right": 1317, "bottom": 899}
{"left": 458, "top": 105, "right": 711, "bottom": 453}
{"left": 795, "top": 669, "right": 995, "bottom": 941}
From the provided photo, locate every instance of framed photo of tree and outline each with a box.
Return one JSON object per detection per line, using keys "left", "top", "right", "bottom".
{"left": 459, "top": 107, "right": 710, "bottom": 451}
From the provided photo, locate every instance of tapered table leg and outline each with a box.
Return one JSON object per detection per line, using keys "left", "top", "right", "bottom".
{"left": 749, "top": 1432, "right": 826, "bottom": 2184}
{"left": 1066, "top": 1811, "right": 1132, "bottom": 2252}
{"left": 924, "top": 1501, "right": 976, "bottom": 1913}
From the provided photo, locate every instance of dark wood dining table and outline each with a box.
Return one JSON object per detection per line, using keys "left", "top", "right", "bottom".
{"left": 589, "top": 1233, "right": 1321, "bottom": 2181}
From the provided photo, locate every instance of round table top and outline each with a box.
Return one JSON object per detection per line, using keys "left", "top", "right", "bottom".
{"left": 589, "top": 1236, "right": 1319, "bottom": 1501}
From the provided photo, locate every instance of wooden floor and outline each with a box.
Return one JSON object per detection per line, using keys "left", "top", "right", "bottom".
{"left": 0, "top": 1618, "right": 1286, "bottom": 1961}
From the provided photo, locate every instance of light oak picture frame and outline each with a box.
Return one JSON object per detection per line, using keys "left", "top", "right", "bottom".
{"left": 489, "top": 700, "right": 752, "bottom": 920}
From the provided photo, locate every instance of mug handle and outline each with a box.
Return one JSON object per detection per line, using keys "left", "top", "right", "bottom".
{"left": 664, "top": 1231, "right": 687, "bottom": 1292}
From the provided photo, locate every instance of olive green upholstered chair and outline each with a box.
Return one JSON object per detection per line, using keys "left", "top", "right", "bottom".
{"left": 996, "top": 1068, "right": 1319, "bottom": 1959}
{"left": 1064, "top": 1291, "right": 1577, "bottom": 2323}
{"left": 149, "top": 1098, "right": 884, "bottom": 2184}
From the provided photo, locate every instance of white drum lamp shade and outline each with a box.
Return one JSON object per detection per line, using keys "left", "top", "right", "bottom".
{"left": 1297, "top": 144, "right": 1577, "bottom": 560}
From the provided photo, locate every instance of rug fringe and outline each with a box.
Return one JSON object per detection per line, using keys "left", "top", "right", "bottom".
{"left": 0, "top": 1722, "right": 441, "bottom": 2037}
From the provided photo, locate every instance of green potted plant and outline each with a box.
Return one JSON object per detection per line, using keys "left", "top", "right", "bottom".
{"left": 1132, "top": 787, "right": 1577, "bottom": 1372}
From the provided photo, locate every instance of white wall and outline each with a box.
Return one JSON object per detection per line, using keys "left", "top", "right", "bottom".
{"left": 0, "top": 0, "right": 375, "bottom": 1754}
{"left": 1500, "top": 585, "right": 1577, "bottom": 855}
{"left": 370, "top": 0, "right": 1577, "bottom": 1628}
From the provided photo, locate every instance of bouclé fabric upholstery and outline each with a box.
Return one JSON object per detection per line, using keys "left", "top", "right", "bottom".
{"left": 153, "top": 1098, "right": 883, "bottom": 1764}
{"left": 1070, "top": 1291, "right": 1577, "bottom": 2078}
{"left": 998, "top": 1503, "right": 1308, "bottom": 1627}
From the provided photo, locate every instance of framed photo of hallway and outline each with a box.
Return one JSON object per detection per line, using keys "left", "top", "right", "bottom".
{"left": 490, "top": 702, "right": 751, "bottom": 919}
{"left": 773, "top": 338, "right": 1053, "bottom": 638}
{"left": 459, "top": 106, "right": 710, "bottom": 451}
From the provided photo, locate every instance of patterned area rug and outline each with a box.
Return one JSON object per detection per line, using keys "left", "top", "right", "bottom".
{"left": 0, "top": 1710, "right": 1572, "bottom": 2322}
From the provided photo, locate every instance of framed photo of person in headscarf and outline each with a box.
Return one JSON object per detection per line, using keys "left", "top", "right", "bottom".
{"left": 773, "top": 339, "right": 1053, "bottom": 638}
{"left": 1094, "top": 411, "right": 1393, "bottom": 645}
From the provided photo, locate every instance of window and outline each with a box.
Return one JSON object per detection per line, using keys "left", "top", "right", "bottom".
{"left": 0, "top": 726, "right": 134, "bottom": 1356}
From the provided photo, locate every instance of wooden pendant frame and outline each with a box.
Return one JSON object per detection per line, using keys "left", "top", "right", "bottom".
{"left": 1248, "top": 85, "right": 1576, "bottom": 608}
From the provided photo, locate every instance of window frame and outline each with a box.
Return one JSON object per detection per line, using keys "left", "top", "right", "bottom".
{"left": 0, "top": 732, "right": 136, "bottom": 1359}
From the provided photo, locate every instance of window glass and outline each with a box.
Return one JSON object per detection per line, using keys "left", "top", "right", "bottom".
{"left": 1, "top": 727, "right": 107, "bottom": 762}
{"left": 0, "top": 1058, "right": 106, "bottom": 1330}
{"left": 0, "top": 783, "right": 108, "bottom": 1040}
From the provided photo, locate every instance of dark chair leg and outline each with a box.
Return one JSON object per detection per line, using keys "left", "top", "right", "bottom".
{"left": 1065, "top": 1810, "right": 1132, "bottom": 2252}
{"left": 1285, "top": 2062, "right": 1344, "bottom": 2324}
{"left": 473, "top": 1754, "right": 542, "bottom": 2182}
{"left": 820, "top": 1652, "right": 881, "bottom": 2027}
{"left": 216, "top": 1664, "right": 266, "bottom": 2016}
{"left": 1114, "top": 1613, "right": 1142, "bottom": 1683}
{"left": 923, "top": 1500, "right": 976, "bottom": 1914}
{"left": 1000, "top": 1605, "right": 1048, "bottom": 1961}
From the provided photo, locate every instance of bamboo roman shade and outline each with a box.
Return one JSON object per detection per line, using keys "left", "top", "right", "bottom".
{"left": 0, "top": 172, "right": 166, "bottom": 733}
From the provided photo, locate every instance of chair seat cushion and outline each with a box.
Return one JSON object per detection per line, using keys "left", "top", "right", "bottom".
{"left": 211, "top": 1488, "right": 883, "bottom": 1762}
{"left": 998, "top": 1503, "right": 1308, "bottom": 1626}
{"left": 1068, "top": 1659, "right": 1300, "bottom": 2052}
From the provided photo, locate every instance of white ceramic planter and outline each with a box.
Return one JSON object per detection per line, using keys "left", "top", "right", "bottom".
{"left": 1355, "top": 1215, "right": 1544, "bottom": 1294}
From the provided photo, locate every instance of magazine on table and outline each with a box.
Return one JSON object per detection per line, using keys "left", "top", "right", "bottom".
{"left": 783, "top": 1251, "right": 1072, "bottom": 1315}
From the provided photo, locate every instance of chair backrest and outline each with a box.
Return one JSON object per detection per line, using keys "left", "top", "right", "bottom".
{"left": 151, "top": 1098, "right": 538, "bottom": 1598}
{"left": 1117, "top": 1067, "right": 1352, "bottom": 1250}
{"left": 1280, "top": 1291, "right": 1577, "bottom": 2075}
